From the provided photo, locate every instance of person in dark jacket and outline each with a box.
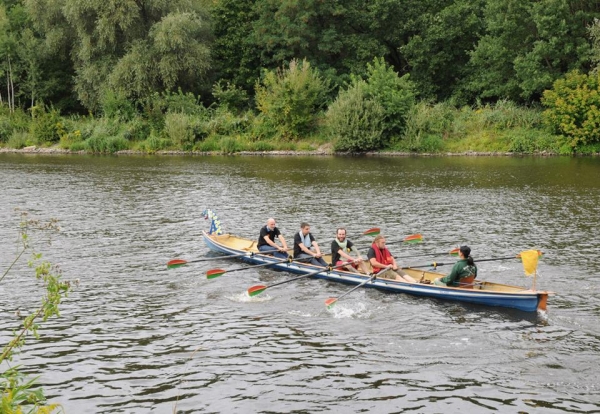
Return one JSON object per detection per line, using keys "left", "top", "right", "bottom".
{"left": 433, "top": 245, "right": 477, "bottom": 286}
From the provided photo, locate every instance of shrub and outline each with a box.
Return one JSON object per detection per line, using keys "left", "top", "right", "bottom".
{"left": 7, "top": 131, "right": 31, "bottom": 148}
{"left": 219, "top": 136, "right": 243, "bottom": 153}
{"left": 248, "top": 140, "right": 275, "bottom": 151}
{"left": 255, "top": 58, "right": 330, "bottom": 140}
{"left": 85, "top": 134, "right": 129, "bottom": 153}
{"left": 326, "top": 81, "right": 385, "bottom": 152}
{"left": 143, "top": 132, "right": 171, "bottom": 152}
{"left": 212, "top": 81, "right": 249, "bottom": 112}
{"left": 163, "top": 112, "right": 196, "bottom": 149}
{"left": 122, "top": 118, "right": 151, "bottom": 141}
{"left": 358, "top": 57, "right": 416, "bottom": 144}
{"left": 101, "top": 90, "right": 136, "bottom": 122}
{"left": 30, "top": 105, "right": 62, "bottom": 144}
{"left": 542, "top": 70, "right": 600, "bottom": 148}
{"left": 402, "top": 101, "right": 455, "bottom": 151}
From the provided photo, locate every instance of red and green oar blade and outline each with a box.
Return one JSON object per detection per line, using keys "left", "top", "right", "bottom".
{"left": 167, "top": 259, "right": 188, "bottom": 269}
{"left": 403, "top": 234, "right": 423, "bottom": 244}
{"left": 363, "top": 227, "right": 381, "bottom": 236}
{"left": 325, "top": 298, "right": 338, "bottom": 308}
{"left": 247, "top": 284, "right": 268, "bottom": 297}
{"left": 449, "top": 248, "right": 460, "bottom": 257}
{"left": 206, "top": 268, "right": 226, "bottom": 279}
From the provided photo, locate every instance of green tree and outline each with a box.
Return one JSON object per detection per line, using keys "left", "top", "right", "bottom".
{"left": 38, "top": 0, "right": 215, "bottom": 112}
{"left": 590, "top": 18, "right": 600, "bottom": 74}
{"left": 402, "top": 0, "right": 485, "bottom": 102}
{"left": 358, "top": 57, "right": 416, "bottom": 144}
{"left": 542, "top": 70, "right": 600, "bottom": 148}
{"left": 209, "top": 0, "right": 261, "bottom": 92}
{"left": 255, "top": 58, "right": 330, "bottom": 139}
{"left": 466, "top": 0, "right": 596, "bottom": 102}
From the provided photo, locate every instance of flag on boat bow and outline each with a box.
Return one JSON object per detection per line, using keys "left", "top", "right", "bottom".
{"left": 520, "top": 250, "right": 539, "bottom": 276}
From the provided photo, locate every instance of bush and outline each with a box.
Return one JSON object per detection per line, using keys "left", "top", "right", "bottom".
{"left": 30, "top": 105, "right": 62, "bottom": 144}
{"left": 358, "top": 57, "right": 416, "bottom": 144}
{"left": 101, "top": 90, "right": 136, "bottom": 122}
{"left": 402, "top": 101, "right": 455, "bottom": 151}
{"left": 143, "top": 132, "right": 171, "bottom": 152}
{"left": 85, "top": 134, "right": 129, "bottom": 153}
{"left": 122, "top": 118, "right": 151, "bottom": 141}
{"left": 326, "top": 81, "right": 385, "bottom": 152}
{"left": 542, "top": 70, "right": 600, "bottom": 148}
{"left": 255, "top": 58, "right": 330, "bottom": 140}
{"left": 163, "top": 112, "right": 197, "bottom": 149}
{"left": 248, "top": 140, "right": 275, "bottom": 151}
{"left": 7, "top": 131, "right": 31, "bottom": 148}
{"left": 212, "top": 81, "right": 249, "bottom": 112}
{"left": 219, "top": 136, "right": 243, "bottom": 153}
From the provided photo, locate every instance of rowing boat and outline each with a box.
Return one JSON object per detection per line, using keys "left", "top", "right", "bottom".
{"left": 202, "top": 231, "right": 553, "bottom": 312}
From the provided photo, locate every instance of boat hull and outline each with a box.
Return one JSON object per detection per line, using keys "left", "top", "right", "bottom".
{"left": 202, "top": 231, "right": 551, "bottom": 312}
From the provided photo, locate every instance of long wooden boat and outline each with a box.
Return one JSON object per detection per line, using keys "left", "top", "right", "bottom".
{"left": 202, "top": 231, "right": 553, "bottom": 312}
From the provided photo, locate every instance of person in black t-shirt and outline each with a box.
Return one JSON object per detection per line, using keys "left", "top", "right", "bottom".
{"left": 257, "top": 218, "right": 289, "bottom": 259}
{"left": 330, "top": 228, "right": 369, "bottom": 274}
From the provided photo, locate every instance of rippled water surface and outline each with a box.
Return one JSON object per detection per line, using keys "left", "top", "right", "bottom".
{"left": 1, "top": 154, "right": 599, "bottom": 413}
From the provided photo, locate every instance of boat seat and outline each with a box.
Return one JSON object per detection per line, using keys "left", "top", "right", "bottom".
{"left": 458, "top": 275, "right": 476, "bottom": 289}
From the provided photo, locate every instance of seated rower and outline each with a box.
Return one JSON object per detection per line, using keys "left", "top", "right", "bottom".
{"left": 433, "top": 245, "right": 477, "bottom": 287}
{"left": 331, "top": 228, "right": 370, "bottom": 274}
{"left": 367, "top": 235, "right": 416, "bottom": 283}
{"left": 257, "top": 218, "right": 289, "bottom": 259}
{"left": 293, "top": 222, "right": 328, "bottom": 267}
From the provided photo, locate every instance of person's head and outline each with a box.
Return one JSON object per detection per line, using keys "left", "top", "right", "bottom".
{"left": 336, "top": 228, "right": 347, "bottom": 241}
{"left": 373, "top": 234, "right": 386, "bottom": 248}
{"left": 459, "top": 245, "right": 471, "bottom": 259}
{"left": 300, "top": 222, "right": 310, "bottom": 235}
{"left": 266, "top": 218, "right": 276, "bottom": 230}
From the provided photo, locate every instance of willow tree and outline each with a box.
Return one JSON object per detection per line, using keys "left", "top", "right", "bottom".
{"left": 28, "top": 0, "right": 215, "bottom": 112}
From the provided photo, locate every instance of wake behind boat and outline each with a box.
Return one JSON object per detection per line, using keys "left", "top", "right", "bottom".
{"left": 201, "top": 230, "right": 553, "bottom": 313}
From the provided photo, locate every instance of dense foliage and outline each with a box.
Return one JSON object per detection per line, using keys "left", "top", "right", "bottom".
{"left": 0, "top": 0, "right": 599, "bottom": 153}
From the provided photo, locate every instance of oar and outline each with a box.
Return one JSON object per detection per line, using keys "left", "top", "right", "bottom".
{"left": 324, "top": 268, "right": 387, "bottom": 308}
{"left": 167, "top": 249, "right": 281, "bottom": 269}
{"left": 359, "top": 233, "right": 424, "bottom": 251}
{"left": 363, "top": 227, "right": 381, "bottom": 236}
{"left": 402, "top": 252, "right": 543, "bottom": 269}
{"left": 247, "top": 262, "right": 349, "bottom": 297}
{"left": 392, "top": 247, "right": 460, "bottom": 259}
{"left": 206, "top": 256, "right": 312, "bottom": 279}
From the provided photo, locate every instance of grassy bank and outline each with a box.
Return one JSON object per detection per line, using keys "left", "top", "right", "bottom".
{"left": 0, "top": 100, "right": 594, "bottom": 156}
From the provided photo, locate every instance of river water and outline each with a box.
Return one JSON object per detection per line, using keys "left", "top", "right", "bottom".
{"left": 1, "top": 153, "right": 599, "bottom": 413}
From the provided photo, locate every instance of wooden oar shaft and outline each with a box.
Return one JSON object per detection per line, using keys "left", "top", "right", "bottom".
{"left": 334, "top": 275, "right": 375, "bottom": 301}
{"left": 217, "top": 256, "right": 312, "bottom": 274}
{"left": 403, "top": 255, "right": 518, "bottom": 269}
{"left": 168, "top": 248, "right": 280, "bottom": 267}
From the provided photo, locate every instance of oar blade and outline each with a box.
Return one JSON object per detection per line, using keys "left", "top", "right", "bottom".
{"left": 403, "top": 234, "right": 423, "bottom": 244}
{"left": 167, "top": 259, "right": 187, "bottom": 269}
{"left": 363, "top": 227, "right": 381, "bottom": 236}
{"left": 325, "top": 298, "right": 338, "bottom": 308}
{"left": 449, "top": 248, "right": 460, "bottom": 257}
{"left": 247, "top": 285, "right": 267, "bottom": 297}
{"left": 206, "top": 268, "right": 226, "bottom": 279}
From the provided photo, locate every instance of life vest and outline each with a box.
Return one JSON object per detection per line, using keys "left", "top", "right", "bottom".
{"left": 372, "top": 243, "right": 393, "bottom": 273}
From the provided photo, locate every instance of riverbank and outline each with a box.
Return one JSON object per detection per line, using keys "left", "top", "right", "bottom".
{"left": 0, "top": 145, "right": 579, "bottom": 157}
